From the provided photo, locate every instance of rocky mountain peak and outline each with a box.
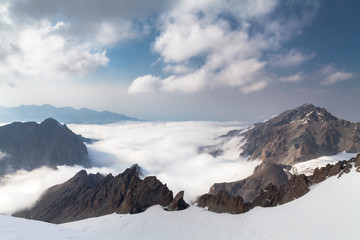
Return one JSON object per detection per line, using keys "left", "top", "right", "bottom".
{"left": 265, "top": 103, "right": 338, "bottom": 128}
{"left": 239, "top": 104, "right": 359, "bottom": 164}
{"left": 40, "top": 118, "right": 64, "bottom": 128}
{"left": 0, "top": 118, "right": 91, "bottom": 176}
{"left": 203, "top": 104, "right": 360, "bottom": 165}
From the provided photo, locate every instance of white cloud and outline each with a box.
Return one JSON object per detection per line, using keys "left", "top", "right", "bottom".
{"left": 279, "top": 72, "right": 305, "bottom": 82}
{"left": 241, "top": 81, "right": 268, "bottom": 93}
{"left": 128, "top": 75, "right": 161, "bottom": 94}
{"left": 270, "top": 49, "right": 315, "bottom": 68}
{"left": 0, "top": 3, "right": 110, "bottom": 81}
{"left": 130, "top": 1, "right": 274, "bottom": 94}
{"left": 0, "top": 1, "right": 149, "bottom": 82}
{"left": 95, "top": 20, "right": 140, "bottom": 46}
{"left": 320, "top": 64, "right": 354, "bottom": 85}
{"left": 129, "top": 0, "right": 319, "bottom": 94}
{"left": 161, "top": 69, "right": 208, "bottom": 92}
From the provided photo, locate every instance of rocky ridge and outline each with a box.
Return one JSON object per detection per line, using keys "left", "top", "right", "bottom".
{"left": 197, "top": 153, "right": 360, "bottom": 214}
{"left": 205, "top": 104, "right": 360, "bottom": 165}
{"left": 14, "top": 165, "right": 188, "bottom": 223}
{"left": 0, "top": 118, "right": 91, "bottom": 176}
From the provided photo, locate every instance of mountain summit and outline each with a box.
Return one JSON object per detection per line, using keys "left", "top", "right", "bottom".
{"left": 206, "top": 104, "right": 360, "bottom": 165}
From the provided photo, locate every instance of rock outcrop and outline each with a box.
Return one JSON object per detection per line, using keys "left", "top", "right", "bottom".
{"left": 166, "top": 191, "right": 190, "bottom": 211}
{"left": 0, "top": 118, "right": 91, "bottom": 176}
{"left": 204, "top": 104, "right": 360, "bottom": 165}
{"left": 198, "top": 153, "right": 360, "bottom": 214}
{"left": 209, "top": 163, "right": 289, "bottom": 202}
{"left": 14, "top": 165, "right": 176, "bottom": 223}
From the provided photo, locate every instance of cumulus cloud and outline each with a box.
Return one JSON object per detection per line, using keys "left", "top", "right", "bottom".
{"left": 279, "top": 72, "right": 305, "bottom": 83}
{"left": 319, "top": 64, "right": 354, "bottom": 85}
{"left": 128, "top": 75, "right": 161, "bottom": 94}
{"left": 0, "top": 0, "right": 169, "bottom": 82}
{"left": 128, "top": 0, "right": 320, "bottom": 94}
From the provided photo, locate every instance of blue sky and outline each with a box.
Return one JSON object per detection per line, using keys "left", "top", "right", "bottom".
{"left": 0, "top": 0, "right": 359, "bottom": 122}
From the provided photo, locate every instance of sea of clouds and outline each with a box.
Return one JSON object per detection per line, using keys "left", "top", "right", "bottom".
{"left": 0, "top": 121, "right": 261, "bottom": 214}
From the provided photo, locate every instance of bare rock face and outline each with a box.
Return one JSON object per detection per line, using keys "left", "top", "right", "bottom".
{"left": 0, "top": 118, "right": 91, "bottom": 176}
{"left": 197, "top": 191, "right": 250, "bottom": 214}
{"left": 166, "top": 191, "right": 189, "bottom": 211}
{"left": 198, "top": 153, "right": 360, "bottom": 214}
{"left": 14, "top": 165, "right": 174, "bottom": 223}
{"left": 209, "top": 163, "right": 289, "bottom": 202}
{"left": 204, "top": 104, "right": 360, "bottom": 166}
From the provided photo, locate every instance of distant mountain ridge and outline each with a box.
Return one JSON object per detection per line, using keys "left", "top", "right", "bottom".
{"left": 0, "top": 104, "right": 138, "bottom": 124}
{"left": 204, "top": 104, "right": 360, "bottom": 165}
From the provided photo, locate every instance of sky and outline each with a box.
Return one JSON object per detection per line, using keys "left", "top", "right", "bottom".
{"left": 0, "top": 0, "right": 359, "bottom": 122}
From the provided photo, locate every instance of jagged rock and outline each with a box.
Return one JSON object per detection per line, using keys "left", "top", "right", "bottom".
{"left": 198, "top": 154, "right": 360, "bottom": 214}
{"left": 354, "top": 154, "right": 360, "bottom": 172}
{"left": 202, "top": 104, "right": 360, "bottom": 165}
{"left": 0, "top": 118, "right": 91, "bottom": 176}
{"left": 209, "top": 163, "right": 289, "bottom": 202}
{"left": 14, "top": 165, "right": 174, "bottom": 223}
{"left": 253, "top": 162, "right": 291, "bottom": 173}
{"left": 197, "top": 191, "right": 249, "bottom": 214}
{"left": 166, "top": 191, "right": 189, "bottom": 211}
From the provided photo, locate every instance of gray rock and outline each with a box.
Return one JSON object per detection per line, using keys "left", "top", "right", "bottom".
{"left": 0, "top": 118, "right": 91, "bottom": 176}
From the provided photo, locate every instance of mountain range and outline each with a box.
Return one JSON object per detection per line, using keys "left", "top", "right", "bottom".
{"left": 0, "top": 104, "right": 138, "bottom": 124}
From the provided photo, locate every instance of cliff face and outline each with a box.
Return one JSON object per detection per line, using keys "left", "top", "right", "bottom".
{"left": 14, "top": 165, "right": 175, "bottom": 224}
{"left": 208, "top": 104, "right": 360, "bottom": 165}
{"left": 0, "top": 118, "right": 90, "bottom": 176}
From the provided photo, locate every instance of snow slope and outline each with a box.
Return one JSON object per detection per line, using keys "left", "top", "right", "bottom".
{"left": 291, "top": 151, "right": 357, "bottom": 176}
{"left": 62, "top": 168, "right": 360, "bottom": 240}
{"left": 0, "top": 215, "right": 111, "bottom": 240}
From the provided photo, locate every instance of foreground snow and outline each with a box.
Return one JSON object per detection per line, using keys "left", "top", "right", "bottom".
{"left": 61, "top": 169, "right": 360, "bottom": 240}
{"left": 1, "top": 168, "right": 359, "bottom": 239}
{"left": 0, "top": 215, "right": 111, "bottom": 240}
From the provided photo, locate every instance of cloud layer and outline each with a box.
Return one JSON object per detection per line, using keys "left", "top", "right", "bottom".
{"left": 70, "top": 121, "right": 260, "bottom": 202}
{"left": 0, "top": 121, "right": 260, "bottom": 214}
